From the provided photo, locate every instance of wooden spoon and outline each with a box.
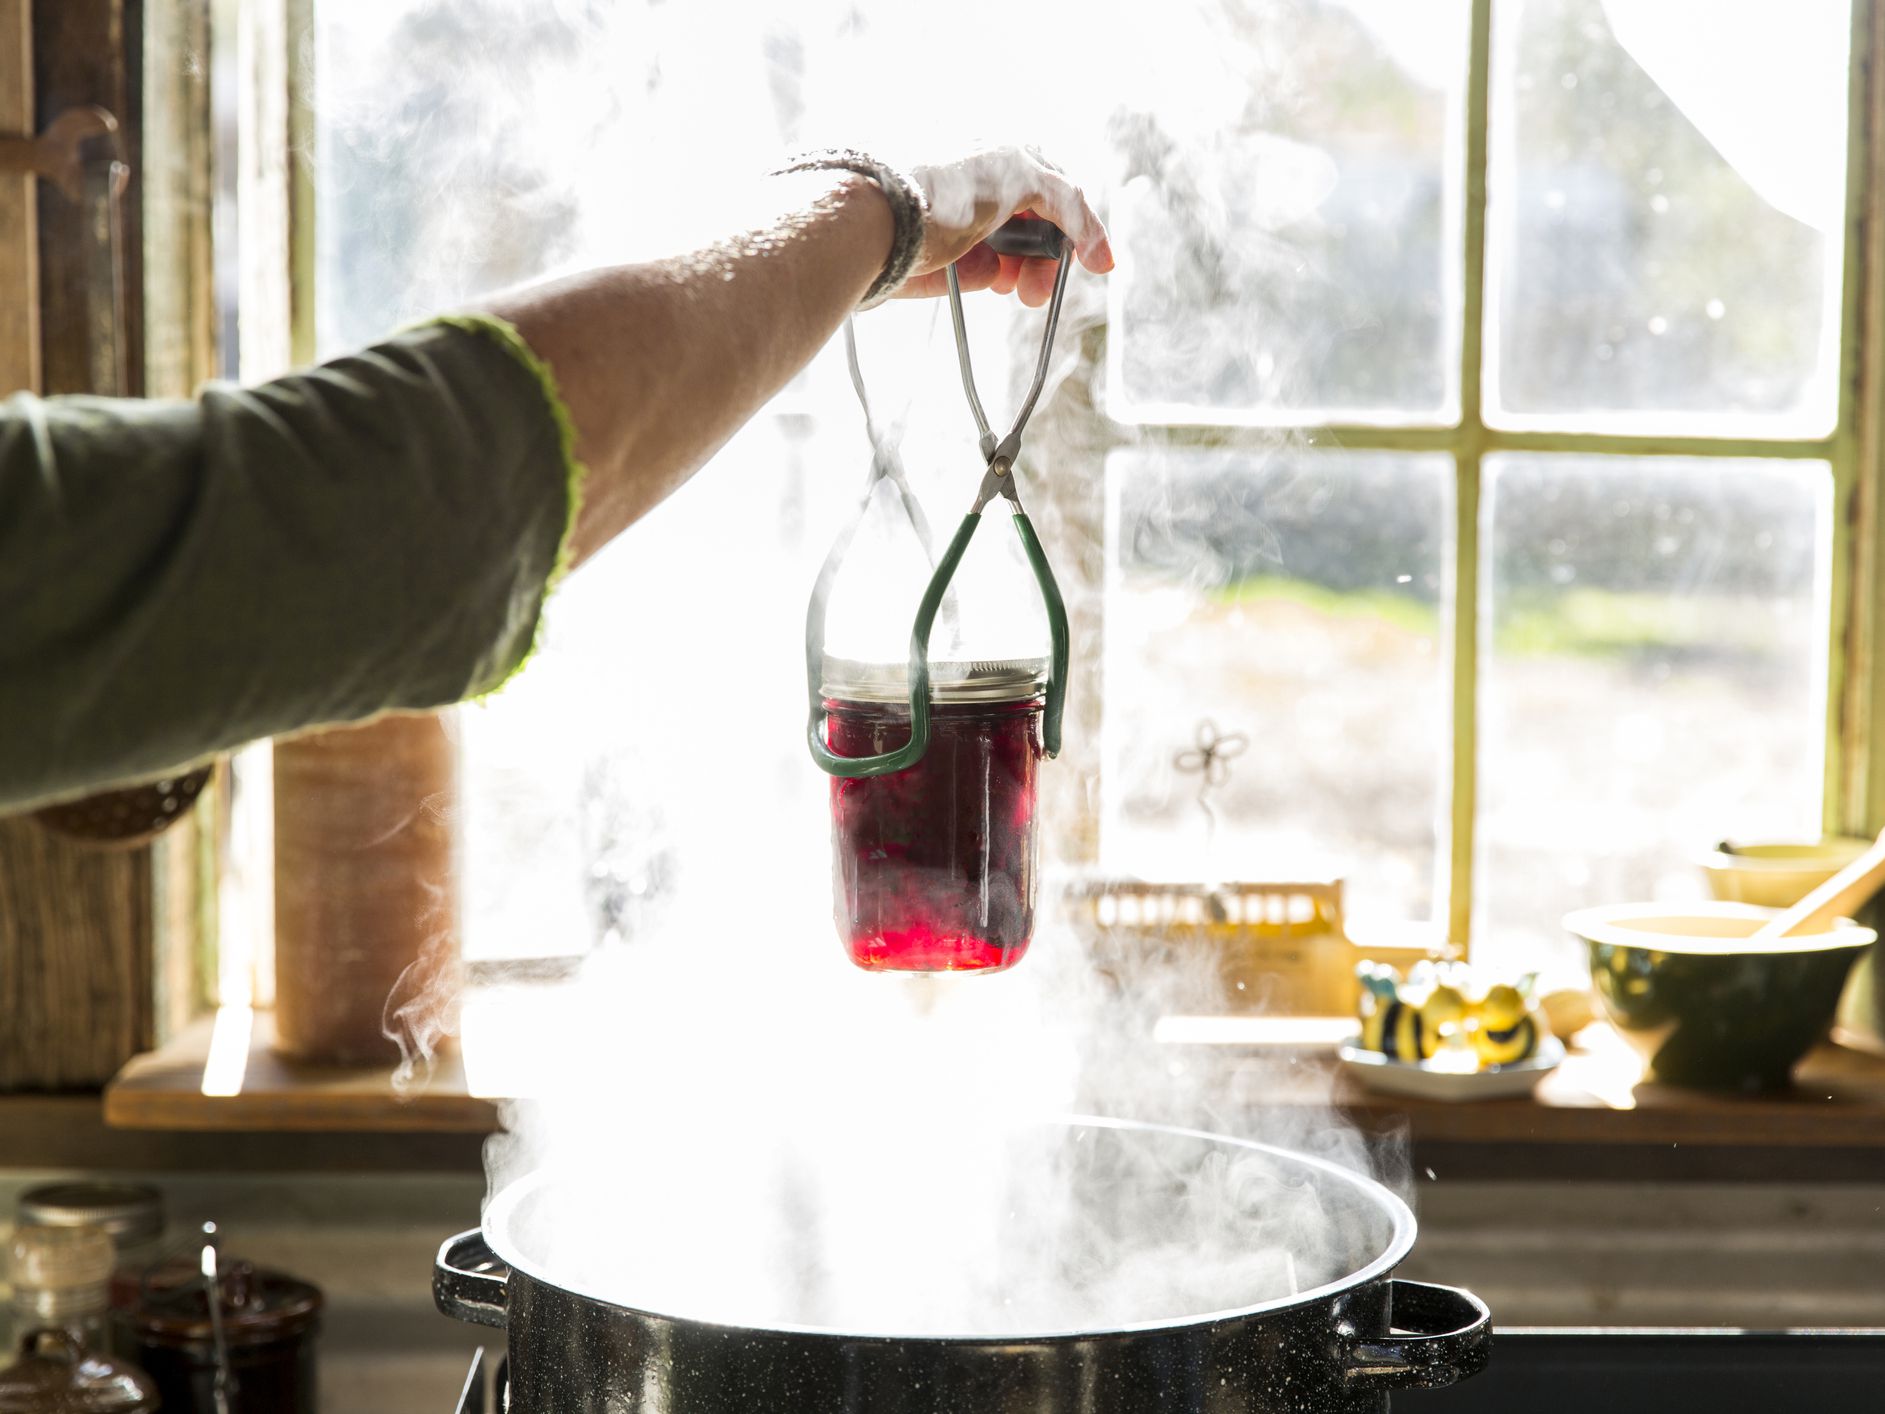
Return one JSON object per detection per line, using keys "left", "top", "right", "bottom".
{"left": 1750, "top": 828, "right": 1885, "bottom": 940}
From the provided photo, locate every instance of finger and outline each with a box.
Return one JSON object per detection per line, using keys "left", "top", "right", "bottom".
{"left": 953, "top": 242, "right": 1001, "bottom": 288}
{"left": 1016, "top": 255, "right": 1058, "bottom": 308}
{"left": 1023, "top": 165, "right": 1113, "bottom": 275}
{"left": 989, "top": 253, "right": 1023, "bottom": 297}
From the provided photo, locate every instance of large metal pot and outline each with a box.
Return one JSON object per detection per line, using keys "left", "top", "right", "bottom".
{"left": 436, "top": 1118, "right": 1489, "bottom": 1412}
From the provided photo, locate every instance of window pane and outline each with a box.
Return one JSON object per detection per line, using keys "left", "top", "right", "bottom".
{"left": 312, "top": 2, "right": 792, "bottom": 355}
{"left": 1476, "top": 455, "right": 1829, "bottom": 980}
{"left": 1108, "top": 0, "right": 1469, "bottom": 426}
{"left": 458, "top": 415, "right": 841, "bottom": 963}
{"left": 1488, "top": 0, "right": 1850, "bottom": 430}
{"left": 1104, "top": 449, "right": 1452, "bottom": 927}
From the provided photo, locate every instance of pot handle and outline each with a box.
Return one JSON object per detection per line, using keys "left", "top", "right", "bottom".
{"left": 434, "top": 1229, "right": 510, "bottom": 1331}
{"left": 1344, "top": 1280, "right": 1491, "bottom": 1391}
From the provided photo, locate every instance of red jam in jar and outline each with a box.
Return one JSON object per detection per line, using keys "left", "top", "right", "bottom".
{"left": 823, "top": 663, "right": 1044, "bottom": 973}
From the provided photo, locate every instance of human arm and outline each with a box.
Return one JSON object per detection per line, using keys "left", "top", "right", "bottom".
{"left": 0, "top": 148, "right": 1110, "bottom": 810}
{"left": 486, "top": 150, "right": 1111, "bottom": 567}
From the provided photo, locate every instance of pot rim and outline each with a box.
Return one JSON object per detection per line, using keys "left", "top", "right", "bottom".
{"left": 479, "top": 1114, "right": 1416, "bottom": 1344}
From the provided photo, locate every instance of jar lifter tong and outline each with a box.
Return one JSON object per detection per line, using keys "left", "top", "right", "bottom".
{"left": 806, "top": 217, "right": 1075, "bottom": 778}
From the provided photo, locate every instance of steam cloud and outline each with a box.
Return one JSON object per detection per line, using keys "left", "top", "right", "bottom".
{"left": 313, "top": 0, "right": 1418, "bottom": 1333}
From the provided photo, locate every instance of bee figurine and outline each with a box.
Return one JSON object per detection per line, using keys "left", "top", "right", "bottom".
{"left": 1356, "top": 962, "right": 1541, "bottom": 1067}
{"left": 1468, "top": 981, "right": 1539, "bottom": 1066}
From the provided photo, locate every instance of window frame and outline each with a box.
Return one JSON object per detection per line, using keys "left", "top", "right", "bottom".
{"left": 1084, "top": 0, "right": 1883, "bottom": 951}
{"left": 271, "top": 0, "right": 1885, "bottom": 959}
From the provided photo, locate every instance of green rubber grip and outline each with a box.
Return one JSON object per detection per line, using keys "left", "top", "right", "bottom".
{"left": 808, "top": 508, "right": 1069, "bottom": 776}
{"left": 1010, "top": 511, "right": 1070, "bottom": 759}
{"left": 807, "top": 514, "right": 982, "bottom": 779}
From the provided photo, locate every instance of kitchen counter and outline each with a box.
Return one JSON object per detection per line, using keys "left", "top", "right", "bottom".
{"left": 94, "top": 1006, "right": 1885, "bottom": 1177}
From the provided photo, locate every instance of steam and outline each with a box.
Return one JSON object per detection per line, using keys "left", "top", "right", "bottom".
{"left": 478, "top": 908, "right": 1398, "bottom": 1334}
{"left": 306, "top": 0, "right": 1422, "bottom": 1334}
{"left": 386, "top": 774, "right": 461, "bottom": 1093}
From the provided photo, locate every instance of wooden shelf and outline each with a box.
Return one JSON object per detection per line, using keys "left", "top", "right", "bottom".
{"left": 105, "top": 1007, "right": 498, "bottom": 1133}
{"left": 0, "top": 1091, "right": 486, "bottom": 1171}
{"left": 103, "top": 1004, "right": 1885, "bottom": 1158}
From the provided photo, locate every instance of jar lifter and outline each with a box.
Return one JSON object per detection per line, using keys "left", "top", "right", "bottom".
{"left": 806, "top": 217, "right": 1074, "bottom": 778}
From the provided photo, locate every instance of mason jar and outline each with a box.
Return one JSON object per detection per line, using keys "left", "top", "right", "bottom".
{"left": 17, "top": 1183, "right": 165, "bottom": 1331}
{"left": 822, "top": 658, "right": 1045, "bottom": 973}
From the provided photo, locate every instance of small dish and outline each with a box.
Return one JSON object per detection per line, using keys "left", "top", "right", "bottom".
{"left": 1337, "top": 1035, "right": 1565, "bottom": 1102}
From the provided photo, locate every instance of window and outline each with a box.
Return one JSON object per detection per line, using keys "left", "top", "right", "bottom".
{"left": 292, "top": 0, "right": 1875, "bottom": 979}
{"left": 1096, "top": 0, "right": 1857, "bottom": 979}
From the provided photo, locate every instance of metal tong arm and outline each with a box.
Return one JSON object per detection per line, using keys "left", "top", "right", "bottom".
{"left": 939, "top": 218, "right": 1071, "bottom": 753}
{"left": 804, "top": 317, "right": 946, "bottom": 778}
{"left": 948, "top": 224, "right": 1073, "bottom": 473}
{"left": 843, "top": 318, "right": 936, "bottom": 551}
{"left": 806, "top": 505, "right": 1070, "bottom": 777}
{"left": 809, "top": 219, "right": 1072, "bottom": 778}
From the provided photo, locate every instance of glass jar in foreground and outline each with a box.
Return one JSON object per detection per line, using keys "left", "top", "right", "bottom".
{"left": 823, "top": 658, "right": 1045, "bottom": 974}
{"left": 0, "top": 1227, "right": 158, "bottom": 1413}
{"left": 18, "top": 1183, "right": 166, "bottom": 1323}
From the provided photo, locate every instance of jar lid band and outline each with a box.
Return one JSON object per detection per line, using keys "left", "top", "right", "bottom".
{"left": 820, "top": 655, "right": 1047, "bottom": 705}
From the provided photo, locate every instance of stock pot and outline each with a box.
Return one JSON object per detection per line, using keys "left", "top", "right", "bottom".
{"left": 436, "top": 1118, "right": 1489, "bottom": 1412}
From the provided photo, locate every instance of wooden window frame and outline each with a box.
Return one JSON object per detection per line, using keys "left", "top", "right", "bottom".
{"left": 266, "top": 2, "right": 1885, "bottom": 957}
{"left": 1081, "top": 0, "right": 1885, "bottom": 950}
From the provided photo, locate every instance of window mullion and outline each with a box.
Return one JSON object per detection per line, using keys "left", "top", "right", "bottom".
{"left": 1837, "top": 0, "right": 1884, "bottom": 835}
{"left": 1446, "top": 0, "right": 1494, "bottom": 953}
{"left": 1126, "top": 422, "right": 1836, "bottom": 460}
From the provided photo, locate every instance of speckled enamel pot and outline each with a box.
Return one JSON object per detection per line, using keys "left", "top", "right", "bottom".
{"left": 435, "top": 1119, "right": 1489, "bottom": 1414}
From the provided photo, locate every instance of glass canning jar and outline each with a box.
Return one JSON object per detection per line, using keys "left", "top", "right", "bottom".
{"left": 822, "top": 658, "right": 1045, "bottom": 974}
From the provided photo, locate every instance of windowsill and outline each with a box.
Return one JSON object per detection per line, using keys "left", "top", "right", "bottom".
{"left": 96, "top": 1005, "right": 1885, "bottom": 1161}
{"left": 103, "top": 1006, "right": 498, "bottom": 1133}
{"left": 1152, "top": 1014, "right": 1885, "bottom": 1149}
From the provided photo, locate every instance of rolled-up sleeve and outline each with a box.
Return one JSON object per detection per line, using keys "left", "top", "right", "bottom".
{"left": 0, "top": 314, "right": 580, "bottom": 811}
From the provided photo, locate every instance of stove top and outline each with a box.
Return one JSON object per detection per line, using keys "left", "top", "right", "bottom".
{"left": 447, "top": 1330, "right": 1885, "bottom": 1412}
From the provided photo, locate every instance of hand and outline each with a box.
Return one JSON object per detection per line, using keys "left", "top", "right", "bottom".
{"left": 893, "top": 145, "right": 1114, "bottom": 307}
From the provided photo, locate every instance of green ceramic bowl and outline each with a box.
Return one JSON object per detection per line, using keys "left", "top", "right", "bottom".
{"left": 1693, "top": 836, "right": 1885, "bottom": 1058}
{"left": 1565, "top": 902, "right": 1875, "bottom": 1092}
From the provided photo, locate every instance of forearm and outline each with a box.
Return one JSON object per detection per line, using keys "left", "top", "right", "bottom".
{"left": 482, "top": 171, "right": 892, "bottom": 567}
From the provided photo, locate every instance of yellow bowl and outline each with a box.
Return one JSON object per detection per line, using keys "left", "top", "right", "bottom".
{"left": 1696, "top": 836, "right": 1871, "bottom": 908}
{"left": 1565, "top": 902, "right": 1875, "bottom": 1091}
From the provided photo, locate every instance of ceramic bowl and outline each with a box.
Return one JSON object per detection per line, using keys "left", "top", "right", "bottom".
{"left": 1696, "top": 836, "right": 1872, "bottom": 908}
{"left": 1565, "top": 901, "right": 1875, "bottom": 1091}
{"left": 1694, "top": 837, "right": 1885, "bottom": 1057}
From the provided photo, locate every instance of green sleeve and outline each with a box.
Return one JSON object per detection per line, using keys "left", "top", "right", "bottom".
{"left": 0, "top": 314, "right": 584, "bottom": 811}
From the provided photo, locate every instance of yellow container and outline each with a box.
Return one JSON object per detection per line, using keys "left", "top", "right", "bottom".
{"left": 1069, "top": 878, "right": 1437, "bottom": 1016}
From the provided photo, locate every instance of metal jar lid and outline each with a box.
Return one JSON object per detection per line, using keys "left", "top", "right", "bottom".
{"left": 821, "top": 655, "right": 1047, "bottom": 706}
{"left": 19, "top": 1184, "right": 165, "bottom": 1251}
{"left": 126, "top": 1264, "right": 322, "bottom": 1352}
